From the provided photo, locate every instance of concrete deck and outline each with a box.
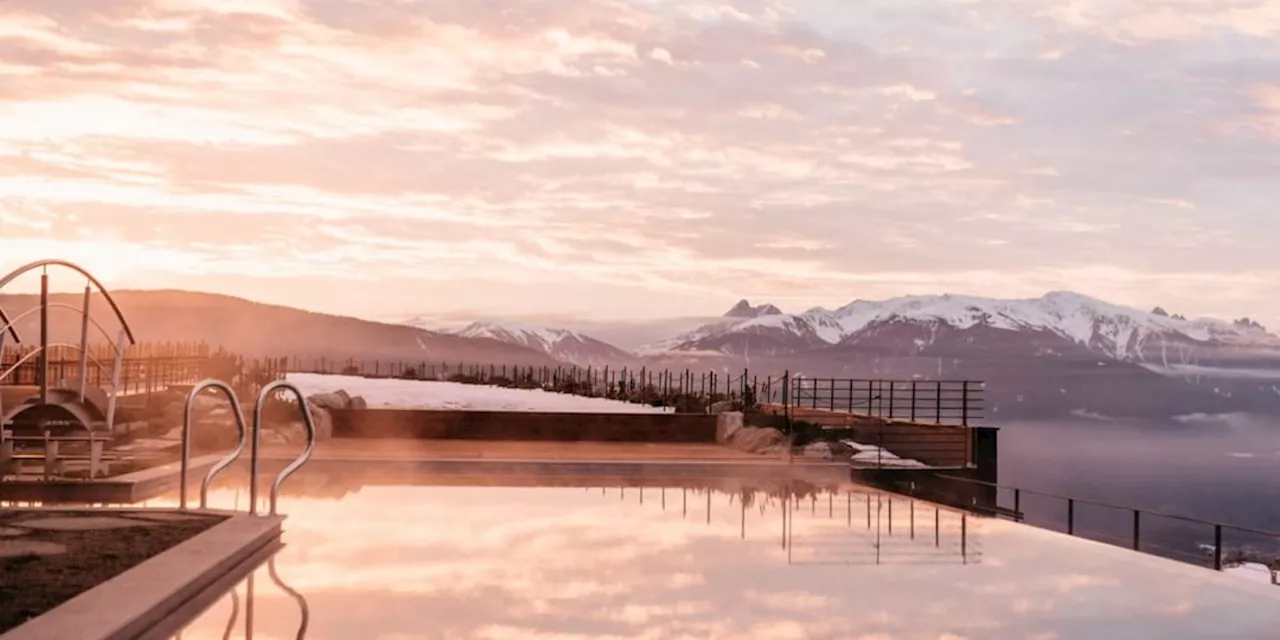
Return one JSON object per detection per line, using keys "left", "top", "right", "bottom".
{"left": 2, "top": 511, "right": 283, "bottom": 640}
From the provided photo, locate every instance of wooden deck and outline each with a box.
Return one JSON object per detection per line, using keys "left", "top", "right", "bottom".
{"left": 757, "top": 404, "right": 974, "bottom": 468}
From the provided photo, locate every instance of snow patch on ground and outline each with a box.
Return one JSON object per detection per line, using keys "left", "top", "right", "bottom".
{"left": 1224, "top": 563, "right": 1278, "bottom": 585}
{"left": 285, "top": 373, "right": 672, "bottom": 413}
{"left": 840, "top": 439, "right": 930, "bottom": 468}
{"left": 1141, "top": 364, "right": 1280, "bottom": 380}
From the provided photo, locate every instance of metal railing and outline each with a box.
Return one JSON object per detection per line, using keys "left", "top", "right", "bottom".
{"left": 788, "top": 377, "right": 983, "bottom": 426}
{"left": 284, "top": 358, "right": 987, "bottom": 424}
{"left": 179, "top": 378, "right": 316, "bottom": 516}
{"left": 252, "top": 380, "right": 318, "bottom": 516}
{"left": 927, "top": 474, "right": 1280, "bottom": 581}
{"left": 181, "top": 380, "right": 248, "bottom": 509}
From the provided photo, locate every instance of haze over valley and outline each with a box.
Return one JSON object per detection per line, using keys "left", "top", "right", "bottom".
{"left": 4, "top": 286, "right": 1277, "bottom": 422}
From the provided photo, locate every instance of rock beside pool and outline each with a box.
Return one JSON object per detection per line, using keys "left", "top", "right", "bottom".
{"left": 801, "top": 441, "right": 834, "bottom": 460}
{"left": 266, "top": 402, "right": 334, "bottom": 443}
{"left": 715, "top": 412, "right": 744, "bottom": 443}
{"left": 726, "top": 427, "right": 785, "bottom": 454}
{"left": 307, "top": 389, "right": 368, "bottom": 412}
{"left": 707, "top": 400, "right": 736, "bottom": 415}
{"left": 155, "top": 399, "right": 246, "bottom": 449}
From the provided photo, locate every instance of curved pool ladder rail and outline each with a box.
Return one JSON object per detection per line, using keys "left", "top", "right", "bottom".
{"left": 181, "top": 379, "right": 250, "bottom": 510}
{"left": 250, "top": 380, "right": 316, "bottom": 516}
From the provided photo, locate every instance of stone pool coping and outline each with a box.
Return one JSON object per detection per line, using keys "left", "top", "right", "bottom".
{"left": 1, "top": 509, "right": 283, "bottom": 640}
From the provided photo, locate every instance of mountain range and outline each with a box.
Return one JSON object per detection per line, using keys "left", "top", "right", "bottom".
{"left": 3, "top": 288, "right": 1278, "bottom": 422}
{"left": 416, "top": 293, "right": 1280, "bottom": 421}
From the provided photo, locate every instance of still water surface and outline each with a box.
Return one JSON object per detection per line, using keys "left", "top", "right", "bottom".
{"left": 167, "top": 474, "right": 1280, "bottom": 639}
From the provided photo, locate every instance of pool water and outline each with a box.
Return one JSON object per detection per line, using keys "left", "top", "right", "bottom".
{"left": 164, "top": 471, "right": 1280, "bottom": 639}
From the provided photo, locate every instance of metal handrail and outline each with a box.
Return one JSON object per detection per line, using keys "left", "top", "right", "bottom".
{"left": 0, "top": 259, "right": 138, "bottom": 344}
{"left": 251, "top": 380, "right": 316, "bottom": 516}
{"left": 180, "top": 380, "right": 249, "bottom": 510}
{"left": 0, "top": 302, "right": 122, "bottom": 353}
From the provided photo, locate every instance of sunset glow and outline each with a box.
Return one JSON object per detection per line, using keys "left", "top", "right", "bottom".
{"left": 1, "top": 0, "right": 1277, "bottom": 325}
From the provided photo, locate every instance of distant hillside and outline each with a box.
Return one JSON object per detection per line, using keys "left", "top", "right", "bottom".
{"left": 449, "top": 321, "right": 641, "bottom": 368}
{"left": 0, "top": 290, "right": 558, "bottom": 368}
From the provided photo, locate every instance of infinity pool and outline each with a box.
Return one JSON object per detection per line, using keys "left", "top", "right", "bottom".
{"left": 161, "top": 469, "right": 1280, "bottom": 639}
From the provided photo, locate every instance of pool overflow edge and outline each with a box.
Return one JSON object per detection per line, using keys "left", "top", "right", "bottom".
{"left": 905, "top": 473, "right": 1280, "bottom": 579}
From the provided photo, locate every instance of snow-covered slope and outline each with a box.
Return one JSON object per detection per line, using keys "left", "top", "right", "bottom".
{"left": 650, "top": 292, "right": 1280, "bottom": 362}
{"left": 286, "top": 373, "right": 669, "bottom": 413}
{"left": 452, "top": 321, "right": 638, "bottom": 368}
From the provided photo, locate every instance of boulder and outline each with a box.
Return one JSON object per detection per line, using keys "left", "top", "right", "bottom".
{"left": 307, "top": 390, "right": 352, "bottom": 411}
{"left": 801, "top": 441, "right": 834, "bottom": 460}
{"left": 348, "top": 395, "right": 368, "bottom": 410}
{"left": 708, "top": 400, "right": 736, "bottom": 415}
{"left": 273, "top": 421, "right": 308, "bottom": 445}
{"left": 305, "top": 404, "right": 334, "bottom": 440}
{"left": 264, "top": 404, "right": 333, "bottom": 444}
{"left": 715, "top": 412, "right": 744, "bottom": 443}
{"left": 726, "top": 427, "right": 785, "bottom": 454}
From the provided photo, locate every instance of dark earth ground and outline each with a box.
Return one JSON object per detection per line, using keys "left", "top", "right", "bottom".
{"left": 0, "top": 510, "right": 225, "bottom": 633}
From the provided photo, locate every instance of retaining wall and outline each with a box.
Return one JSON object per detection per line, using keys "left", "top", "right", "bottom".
{"left": 327, "top": 408, "right": 719, "bottom": 443}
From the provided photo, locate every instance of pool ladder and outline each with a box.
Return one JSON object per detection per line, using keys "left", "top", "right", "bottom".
{"left": 178, "top": 379, "right": 317, "bottom": 515}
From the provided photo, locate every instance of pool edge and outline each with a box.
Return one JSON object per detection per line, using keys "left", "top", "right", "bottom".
{"left": 1, "top": 511, "right": 284, "bottom": 640}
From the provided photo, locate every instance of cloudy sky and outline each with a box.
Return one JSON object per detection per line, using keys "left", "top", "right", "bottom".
{"left": 1, "top": 0, "right": 1278, "bottom": 327}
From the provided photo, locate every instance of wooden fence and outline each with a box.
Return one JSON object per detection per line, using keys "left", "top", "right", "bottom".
{"left": 0, "top": 344, "right": 986, "bottom": 426}
{"left": 0, "top": 342, "right": 215, "bottom": 395}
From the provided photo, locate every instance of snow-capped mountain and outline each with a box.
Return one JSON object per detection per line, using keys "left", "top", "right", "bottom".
{"left": 724, "top": 299, "right": 784, "bottom": 319}
{"left": 451, "top": 321, "right": 639, "bottom": 368}
{"left": 651, "top": 292, "right": 1280, "bottom": 362}
{"left": 642, "top": 292, "right": 1280, "bottom": 420}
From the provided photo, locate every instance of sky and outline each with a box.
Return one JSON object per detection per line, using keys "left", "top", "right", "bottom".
{"left": 1, "top": 0, "right": 1278, "bottom": 328}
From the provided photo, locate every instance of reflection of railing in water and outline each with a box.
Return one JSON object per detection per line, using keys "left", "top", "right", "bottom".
{"left": 268, "top": 554, "right": 311, "bottom": 639}
{"left": 205, "top": 555, "right": 309, "bottom": 640}
{"left": 594, "top": 486, "right": 980, "bottom": 566}
{"left": 783, "top": 492, "right": 978, "bottom": 566}
{"left": 220, "top": 588, "right": 239, "bottom": 640}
